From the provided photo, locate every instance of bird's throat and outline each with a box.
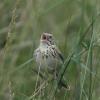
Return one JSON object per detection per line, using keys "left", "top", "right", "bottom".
{"left": 40, "top": 40, "right": 50, "bottom": 47}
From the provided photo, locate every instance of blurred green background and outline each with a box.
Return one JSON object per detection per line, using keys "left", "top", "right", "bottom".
{"left": 0, "top": 0, "right": 100, "bottom": 100}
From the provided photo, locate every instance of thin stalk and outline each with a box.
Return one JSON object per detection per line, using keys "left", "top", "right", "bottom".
{"left": 9, "top": 58, "right": 33, "bottom": 75}
{"left": 53, "top": 52, "right": 74, "bottom": 96}
{"left": 79, "top": 19, "right": 94, "bottom": 100}
{"left": 88, "top": 17, "right": 94, "bottom": 100}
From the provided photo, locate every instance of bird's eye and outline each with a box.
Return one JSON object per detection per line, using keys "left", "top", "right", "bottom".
{"left": 43, "top": 35, "right": 46, "bottom": 40}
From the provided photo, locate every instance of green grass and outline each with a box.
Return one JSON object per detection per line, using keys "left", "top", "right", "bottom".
{"left": 0, "top": 0, "right": 100, "bottom": 100}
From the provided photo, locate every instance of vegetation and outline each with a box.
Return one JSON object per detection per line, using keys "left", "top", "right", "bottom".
{"left": 0, "top": 0, "right": 100, "bottom": 100}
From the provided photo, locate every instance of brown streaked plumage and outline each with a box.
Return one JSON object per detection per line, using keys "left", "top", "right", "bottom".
{"left": 34, "top": 32, "right": 69, "bottom": 89}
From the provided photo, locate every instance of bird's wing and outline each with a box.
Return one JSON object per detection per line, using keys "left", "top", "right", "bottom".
{"left": 52, "top": 45, "right": 64, "bottom": 63}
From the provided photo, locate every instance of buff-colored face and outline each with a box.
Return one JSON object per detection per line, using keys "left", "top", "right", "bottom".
{"left": 41, "top": 33, "right": 54, "bottom": 45}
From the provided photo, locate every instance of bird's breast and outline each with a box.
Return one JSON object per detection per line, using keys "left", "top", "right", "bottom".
{"left": 35, "top": 47, "right": 59, "bottom": 70}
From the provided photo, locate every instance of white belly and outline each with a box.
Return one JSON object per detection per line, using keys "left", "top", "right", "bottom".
{"left": 34, "top": 48, "right": 61, "bottom": 71}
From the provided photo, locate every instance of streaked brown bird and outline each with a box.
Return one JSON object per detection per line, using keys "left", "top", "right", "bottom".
{"left": 34, "top": 32, "right": 69, "bottom": 89}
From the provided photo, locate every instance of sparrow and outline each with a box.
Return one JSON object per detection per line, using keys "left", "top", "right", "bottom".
{"left": 33, "top": 32, "right": 68, "bottom": 89}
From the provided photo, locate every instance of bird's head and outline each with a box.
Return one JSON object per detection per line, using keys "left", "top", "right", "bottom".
{"left": 40, "top": 32, "right": 55, "bottom": 46}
